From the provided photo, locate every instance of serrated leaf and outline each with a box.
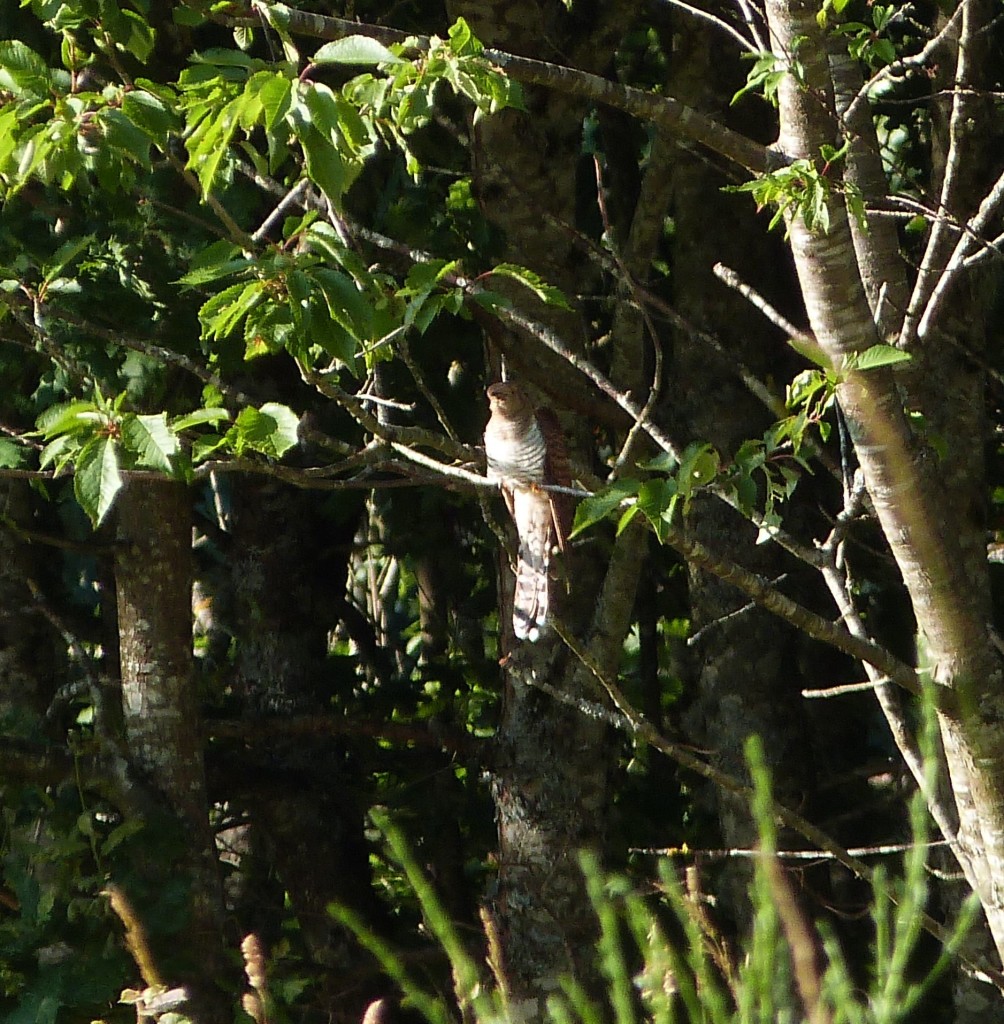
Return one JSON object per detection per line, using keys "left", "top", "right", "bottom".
{"left": 488, "top": 263, "right": 572, "bottom": 311}
{"left": 191, "top": 433, "right": 228, "bottom": 463}
{"left": 637, "top": 451, "right": 678, "bottom": 473}
{"left": 0, "top": 40, "right": 53, "bottom": 98}
{"left": 121, "top": 90, "right": 179, "bottom": 144}
{"left": 192, "top": 48, "right": 256, "bottom": 68}
{"left": 42, "top": 234, "right": 94, "bottom": 287}
{"left": 569, "top": 479, "right": 640, "bottom": 537}
{"left": 635, "top": 478, "right": 679, "bottom": 542}
{"left": 447, "top": 17, "right": 482, "bottom": 57}
{"left": 312, "top": 36, "right": 403, "bottom": 66}
{"left": 853, "top": 344, "right": 912, "bottom": 371}
{"left": 235, "top": 403, "right": 299, "bottom": 458}
{"left": 171, "top": 408, "right": 231, "bottom": 432}
{"left": 74, "top": 436, "right": 122, "bottom": 526}
{"left": 98, "top": 107, "right": 155, "bottom": 168}
{"left": 178, "top": 241, "right": 245, "bottom": 287}
{"left": 39, "top": 433, "right": 76, "bottom": 472}
{"left": 121, "top": 413, "right": 179, "bottom": 473}
{"left": 199, "top": 281, "right": 265, "bottom": 340}
{"left": 259, "top": 73, "right": 292, "bottom": 131}
{"left": 312, "top": 268, "right": 372, "bottom": 340}
{"left": 677, "top": 443, "right": 720, "bottom": 497}
{"left": 35, "top": 400, "right": 101, "bottom": 439}
{"left": 0, "top": 438, "right": 28, "bottom": 468}
{"left": 118, "top": 9, "right": 156, "bottom": 63}
{"left": 297, "top": 121, "right": 347, "bottom": 208}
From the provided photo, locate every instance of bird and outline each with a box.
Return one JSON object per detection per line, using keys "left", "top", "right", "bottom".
{"left": 483, "top": 381, "right": 572, "bottom": 641}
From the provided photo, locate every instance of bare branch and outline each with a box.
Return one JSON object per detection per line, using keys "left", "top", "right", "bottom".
{"left": 545, "top": 618, "right": 998, "bottom": 986}
{"left": 634, "top": 839, "right": 953, "bottom": 859}
{"left": 657, "top": 0, "right": 760, "bottom": 53}
{"left": 901, "top": 1, "right": 980, "bottom": 347}
{"left": 918, "top": 164, "right": 1004, "bottom": 337}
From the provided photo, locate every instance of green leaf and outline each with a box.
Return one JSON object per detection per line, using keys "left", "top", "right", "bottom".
{"left": 637, "top": 451, "right": 677, "bottom": 473}
{"left": 447, "top": 18, "right": 483, "bottom": 57}
{"left": 570, "top": 479, "right": 641, "bottom": 537}
{"left": 117, "top": 9, "right": 156, "bottom": 63}
{"left": 74, "top": 436, "right": 122, "bottom": 526}
{"left": 312, "top": 36, "right": 403, "bottom": 66}
{"left": 199, "top": 280, "right": 266, "bottom": 340}
{"left": 635, "top": 478, "right": 678, "bottom": 542}
{"left": 121, "top": 413, "right": 180, "bottom": 473}
{"left": 852, "top": 344, "right": 912, "bottom": 371}
{"left": 234, "top": 403, "right": 300, "bottom": 458}
{"left": 677, "top": 443, "right": 720, "bottom": 498}
{"left": 0, "top": 437, "right": 28, "bottom": 468}
{"left": 39, "top": 433, "right": 77, "bottom": 472}
{"left": 259, "top": 73, "right": 292, "bottom": 132}
{"left": 0, "top": 40, "right": 53, "bottom": 99}
{"left": 488, "top": 263, "right": 572, "bottom": 311}
{"left": 297, "top": 121, "right": 347, "bottom": 208}
{"left": 41, "top": 234, "right": 94, "bottom": 288}
{"left": 121, "top": 90, "right": 179, "bottom": 144}
{"left": 312, "top": 268, "right": 373, "bottom": 340}
{"left": 171, "top": 408, "right": 231, "bottom": 432}
{"left": 36, "top": 400, "right": 101, "bottom": 439}
{"left": 178, "top": 241, "right": 246, "bottom": 287}
{"left": 97, "top": 107, "right": 154, "bottom": 168}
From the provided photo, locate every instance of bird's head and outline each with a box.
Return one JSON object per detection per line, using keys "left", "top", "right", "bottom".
{"left": 486, "top": 382, "right": 531, "bottom": 418}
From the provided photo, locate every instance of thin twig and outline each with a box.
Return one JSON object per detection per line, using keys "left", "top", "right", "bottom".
{"left": 918, "top": 163, "right": 1004, "bottom": 338}
{"left": 252, "top": 178, "right": 311, "bottom": 243}
{"left": 542, "top": 617, "right": 999, "bottom": 987}
{"left": 900, "top": 1, "right": 977, "bottom": 348}
{"left": 802, "top": 679, "right": 889, "bottom": 698}
{"left": 658, "top": 0, "right": 760, "bottom": 53}
{"left": 633, "top": 839, "right": 953, "bottom": 859}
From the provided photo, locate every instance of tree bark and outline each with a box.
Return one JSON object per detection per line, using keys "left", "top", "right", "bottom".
{"left": 445, "top": 0, "right": 650, "bottom": 1010}
{"left": 766, "top": 0, "right": 1004, "bottom": 963}
{"left": 115, "top": 476, "right": 226, "bottom": 1018}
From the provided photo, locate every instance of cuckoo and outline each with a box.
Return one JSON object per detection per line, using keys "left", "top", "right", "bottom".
{"left": 484, "top": 382, "right": 573, "bottom": 641}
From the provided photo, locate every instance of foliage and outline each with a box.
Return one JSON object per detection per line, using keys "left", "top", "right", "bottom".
{"left": 330, "top": 730, "right": 976, "bottom": 1024}
{"left": 574, "top": 341, "right": 911, "bottom": 542}
{"left": 727, "top": 143, "right": 866, "bottom": 236}
{"left": 0, "top": 0, "right": 1001, "bottom": 1020}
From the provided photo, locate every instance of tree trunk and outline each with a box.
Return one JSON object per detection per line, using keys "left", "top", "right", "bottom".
{"left": 115, "top": 476, "right": 226, "bottom": 1018}
{"left": 766, "top": 0, "right": 1004, "bottom": 964}
{"left": 446, "top": 0, "right": 649, "bottom": 1009}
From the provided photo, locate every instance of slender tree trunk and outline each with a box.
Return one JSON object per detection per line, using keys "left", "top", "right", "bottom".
{"left": 115, "top": 476, "right": 226, "bottom": 1018}
{"left": 223, "top": 477, "right": 387, "bottom": 981}
{"left": 445, "top": 0, "right": 648, "bottom": 1009}
{"left": 766, "top": 0, "right": 1004, "bottom": 963}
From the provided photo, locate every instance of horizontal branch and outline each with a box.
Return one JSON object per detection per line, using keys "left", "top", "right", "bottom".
{"left": 233, "top": 1, "right": 771, "bottom": 174}
{"left": 632, "top": 839, "right": 953, "bottom": 860}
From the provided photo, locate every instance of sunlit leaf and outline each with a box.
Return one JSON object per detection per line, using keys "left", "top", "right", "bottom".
{"left": 488, "top": 263, "right": 572, "bottom": 311}
{"left": 570, "top": 479, "right": 640, "bottom": 537}
{"left": 853, "top": 344, "right": 912, "bottom": 371}
{"left": 312, "top": 36, "right": 403, "bottom": 66}
{"left": 234, "top": 403, "right": 300, "bottom": 458}
{"left": 74, "top": 436, "right": 122, "bottom": 526}
{"left": 121, "top": 413, "right": 179, "bottom": 473}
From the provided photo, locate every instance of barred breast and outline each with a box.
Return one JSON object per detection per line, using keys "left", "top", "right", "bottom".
{"left": 485, "top": 417, "right": 547, "bottom": 485}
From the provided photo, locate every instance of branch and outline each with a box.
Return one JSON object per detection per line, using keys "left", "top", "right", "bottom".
{"left": 918, "top": 163, "right": 1004, "bottom": 338}
{"left": 225, "top": 1, "right": 772, "bottom": 174}
{"left": 658, "top": 518, "right": 933, "bottom": 706}
{"left": 901, "top": 1, "right": 980, "bottom": 348}
{"left": 544, "top": 618, "right": 1001, "bottom": 988}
